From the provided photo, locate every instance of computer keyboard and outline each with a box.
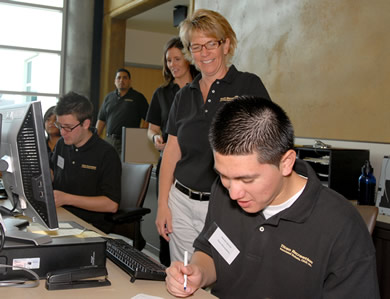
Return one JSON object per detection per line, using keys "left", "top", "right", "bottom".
{"left": 105, "top": 238, "right": 167, "bottom": 283}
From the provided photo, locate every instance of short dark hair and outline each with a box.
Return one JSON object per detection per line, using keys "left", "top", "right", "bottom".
{"left": 43, "top": 106, "right": 56, "bottom": 123}
{"left": 116, "top": 68, "right": 131, "bottom": 79}
{"left": 209, "top": 96, "right": 294, "bottom": 166}
{"left": 55, "top": 91, "right": 93, "bottom": 123}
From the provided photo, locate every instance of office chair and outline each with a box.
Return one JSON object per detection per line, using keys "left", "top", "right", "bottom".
{"left": 108, "top": 162, "right": 153, "bottom": 250}
{"left": 354, "top": 204, "right": 379, "bottom": 235}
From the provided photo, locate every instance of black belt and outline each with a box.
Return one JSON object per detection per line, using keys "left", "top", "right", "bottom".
{"left": 175, "top": 181, "right": 210, "bottom": 201}
{"left": 106, "top": 133, "right": 121, "bottom": 140}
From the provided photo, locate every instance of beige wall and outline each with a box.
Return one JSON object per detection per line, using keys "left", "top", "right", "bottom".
{"left": 125, "top": 29, "right": 175, "bottom": 67}
{"left": 195, "top": 0, "right": 390, "bottom": 143}
{"left": 124, "top": 28, "right": 174, "bottom": 102}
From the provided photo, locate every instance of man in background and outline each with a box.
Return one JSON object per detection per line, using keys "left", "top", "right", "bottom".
{"left": 51, "top": 91, "right": 121, "bottom": 233}
{"left": 165, "top": 96, "right": 379, "bottom": 299}
{"left": 96, "top": 68, "right": 149, "bottom": 156}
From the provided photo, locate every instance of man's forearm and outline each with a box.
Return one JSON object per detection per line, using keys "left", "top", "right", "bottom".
{"left": 96, "top": 120, "right": 105, "bottom": 136}
{"left": 55, "top": 191, "right": 118, "bottom": 213}
{"left": 190, "top": 251, "right": 217, "bottom": 288}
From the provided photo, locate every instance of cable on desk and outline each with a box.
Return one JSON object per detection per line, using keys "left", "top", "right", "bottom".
{"left": 0, "top": 264, "right": 40, "bottom": 288}
{"left": 8, "top": 193, "right": 19, "bottom": 214}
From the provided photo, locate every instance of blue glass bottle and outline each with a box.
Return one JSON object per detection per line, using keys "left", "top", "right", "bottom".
{"left": 358, "top": 160, "right": 376, "bottom": 206}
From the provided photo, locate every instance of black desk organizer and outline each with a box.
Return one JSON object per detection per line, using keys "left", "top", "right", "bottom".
{"left": 295, "top": 147, "right": 369, "bottom": 200}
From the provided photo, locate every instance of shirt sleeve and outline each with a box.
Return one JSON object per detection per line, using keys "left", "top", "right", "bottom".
{"left": 146, "top": 88, "right": 162, "bottom": 125}
{"left": 139, "top": 94, "right": 149, "bottom": 120}
{"left": 165, "top": 91, "right": 181, "bottom": 137}
{"left": 244, "top": 72, "right": 271, "bottom": 101}
{"left": 322, "top": 208, "right": 380, "bottom": 298}
{"left": 98, "top": 145, "right": 122, "bottom": 204}
{"left": 323, "top": 254, "right": 380, "bottom": 298}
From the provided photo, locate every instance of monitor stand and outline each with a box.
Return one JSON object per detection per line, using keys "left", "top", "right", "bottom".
{"left": 2, "top": 217, "right": 52, "bottom": 246}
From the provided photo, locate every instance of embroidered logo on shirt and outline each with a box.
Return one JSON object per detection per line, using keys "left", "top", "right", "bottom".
{"left": 220, "top": 96, "right": 239, "bottom": 102}
{"left": 81, "top": 164, "right": 97, "bottom": 170}
{"left": 124, "top": 98, "right": 134, "bottom": 102}
{"left": 280, "top": 244, "right": 313, "bottom": 267}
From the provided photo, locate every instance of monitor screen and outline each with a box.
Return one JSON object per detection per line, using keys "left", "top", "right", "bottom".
{"left": 376, "top": 156, "right": 390, "bottom": 216}
{"left": 0, "top": 101, "right": 58, "bottom": 236}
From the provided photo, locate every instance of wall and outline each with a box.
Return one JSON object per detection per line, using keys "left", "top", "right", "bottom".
{"left": 195, "top": 0, "right": 390, "bottom": 143}
{"left": 125, "top": 29, "right": 174, "bottom": 67}
{"left": 124, "top": 29, "right": 176, "bottom": 102}
{"left": 193, "top": 0, "right": 390, "bottom": 182}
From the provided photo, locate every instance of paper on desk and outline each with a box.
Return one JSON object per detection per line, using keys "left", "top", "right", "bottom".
{"left": 131, "top": 294, "right": 164, "bottom": 299}
{"left": 27, "top": 222, "right": 103, "bottom": 238}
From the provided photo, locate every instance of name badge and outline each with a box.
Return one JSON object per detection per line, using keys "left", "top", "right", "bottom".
{"left": 208, "top": 225, "right": 240, "bottom": 265}
{"left": 57, "top": 155, "right": 64, "bottom": 169}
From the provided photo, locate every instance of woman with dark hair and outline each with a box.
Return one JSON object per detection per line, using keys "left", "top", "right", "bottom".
{"left": 43, "top": 106, "right": 60, "bottom": 153}
{"left": 146, "top": 36, "right": 198, "bottom": 266}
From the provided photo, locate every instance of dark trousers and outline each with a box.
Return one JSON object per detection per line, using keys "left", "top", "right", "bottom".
{"left": 156, "top": 156, "right": 171, "bottom": 267}
{"left": 105, "top": 135, "right": 122, "bottom": 157}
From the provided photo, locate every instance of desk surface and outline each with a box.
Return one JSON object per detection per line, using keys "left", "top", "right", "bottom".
{"left": 1, "top": 208, "right": 216, "bottom": 299}
{"left": 378, "top": 213, "right": 390, "bottom": 224}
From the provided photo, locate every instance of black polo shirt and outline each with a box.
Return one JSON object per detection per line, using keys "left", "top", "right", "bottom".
{"left": 146, "top": 81, "right": 180, "bottom": 143}
{"left": 194, "top": 159, "right": 379, "bottom": 299}
{"left": 51, "top": 132, "right": 121, "bottom": 233}
{"left": 98, "top": 88, "right": 149, "bottom": 136}
{"left": 166, "top": 65, "right": 270, "bottom": 192}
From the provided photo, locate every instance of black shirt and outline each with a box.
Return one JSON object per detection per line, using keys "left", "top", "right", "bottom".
{"left": 146, "top": 81, "right": 180, "bottom": 143}
{"left": 166, "top": 65, "right": 271, "bottom": 192}
{"left": 98, "top": 88, "right": 149, "bottom": 136}
{"left": 50, "top": 132, "right": 122, "bottom": 233}
{"left": 194, "top": 160, "right": 379, "bottom": 298}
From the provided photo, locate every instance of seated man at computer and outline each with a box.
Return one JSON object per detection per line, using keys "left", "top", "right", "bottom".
{"left": 50, "top": 91, "right": 121, "bottom": 233}
{"left": 165, "top": 96, "right": 379, "bottom": 298}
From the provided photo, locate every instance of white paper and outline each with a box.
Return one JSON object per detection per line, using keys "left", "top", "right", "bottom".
{"left": 208, "top": 227, "right": 240, "bottom": 265}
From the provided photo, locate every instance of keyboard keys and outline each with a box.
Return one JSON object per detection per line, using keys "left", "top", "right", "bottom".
{"left": 105, "top": 238, "right": 166, "bottom": 283}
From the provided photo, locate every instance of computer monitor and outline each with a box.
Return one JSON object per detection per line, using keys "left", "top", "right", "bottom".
{"left": 376, "top": 156, "right": 390, "bottom": 216}
{"left": 0, "top": 101, "right": 58, "bottom": 244}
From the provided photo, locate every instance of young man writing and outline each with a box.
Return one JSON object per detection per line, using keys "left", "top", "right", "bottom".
{"left": 165, "top": 96, "right": 379, "bottom": 298}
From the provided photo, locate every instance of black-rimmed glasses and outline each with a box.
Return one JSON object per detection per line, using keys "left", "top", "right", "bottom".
{"left": 189, "top": 40, "right": 224, "bottom": 53}
{"left": 54, "top": 121, "right": 82, "bottom": 132}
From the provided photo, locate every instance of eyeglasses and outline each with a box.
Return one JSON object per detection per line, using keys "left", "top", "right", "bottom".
{"left": 54, "top": 121, "right": 82, "bottom": 132}
{"left": 189, "top": 40, "right": 224, "bottom": 53}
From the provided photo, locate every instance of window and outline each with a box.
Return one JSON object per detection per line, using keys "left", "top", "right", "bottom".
{"left": 0, "top": 0, "right": 65, "bottom": 113}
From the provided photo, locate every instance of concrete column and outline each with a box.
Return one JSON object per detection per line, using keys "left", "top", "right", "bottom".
{"left": 64, "top": 0, "right": 94, "bottom": 101}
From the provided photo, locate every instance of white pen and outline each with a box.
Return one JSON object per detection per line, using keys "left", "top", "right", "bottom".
{"left": 183, "top": 250, "right": 188, "bottom": 291}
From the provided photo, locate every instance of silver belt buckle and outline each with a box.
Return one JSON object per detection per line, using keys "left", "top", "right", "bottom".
{"left": 188, "top": 188, "right": 197, "bottom": 199}
{"left": 189, "top": 188, "right": 201, "bottom": 200}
